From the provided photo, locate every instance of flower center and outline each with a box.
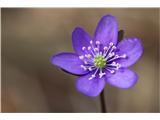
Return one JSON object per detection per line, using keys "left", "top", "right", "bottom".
{"left": 79, "top": 40, "right": 127, "bottom": 80}
{"left": 94, "top": 55, "right": 106, "bottom": 68}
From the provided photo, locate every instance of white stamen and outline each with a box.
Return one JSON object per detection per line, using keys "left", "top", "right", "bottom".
{"left": 99, "top": 69, "right": 106, "bottom": 78}
{"left": 99, "top": 73, "right": 106, "bottom": 78}
{"left": 80, "top": 39, "right": 127, "bottom": 76}
{"left": 103, "top": 47, "right": 110, "bottom": 57}
{"left": 94, "top": 48, "right": 99, "bottom": 52}
{"left": 106, "top": 68, "right": 115, "bottom": 74}
{"left": 81, "top": 64, "right": 96, "bottom": 71}
{"left": 107, "top": 62, "right": 121, "bottom": 71}
{"left": 111, "top": 62, "right": 116, "bottom": 65}
{"left": 105, "top": 52, "right": 115, "bottom": 60}
{"left": 96, "top": 41, "right": 100, "bottom": 45}
{"left": 90, "top": 50, "right": 96, "bottom": 57}
{"left": 89, "top": 54, "right": 92, "bottom": 59}
{"left": 122, "top": 54, "right": 127, "bottom": 58}
{"left": 86, "top": 54, "right": 92, "bottom": 59}
{"left": 105, "top": 45, "right": 116, "bottom": 59}
{"left": 115, "top": 55, "right": 119, "bottom": 58}
{"left": 103, "top": 43, "right": 115, "bottom": 58}
{"left": 84, "top": 54, "right": 91, "bottom": 59}
{"left": 80, "top": 65, "right": 84, "bottom": 67}
{"left": 109, "top": 42, "right": 114, "bottom": 46}
{"left": 92, "top": 74, "right": 96, "bottom": 77}
{"left": 80, "top": 65, "right": 87, "bottom": 70}
{"left": 88, "top": 67, "right": 93, "bottom": 71}
{"left": 90, "top": 40, "right": 93, "bottom": 44}
{"left": 86, "top": 46, "right": 96, "bottom": 57}
{"left": 84, "top": 61, "right": 88, "bottom": 64}
{"left": 111, "top": 52, "right": 115, "bottom": 56}
{"left": 103, "top": 46, "right": 108, "bottom": 50}
{"left": 107, "top": 54, "right": 127, "bottom": 63}
{"left": 79, "top": 55, "right": 84, "bottom": 60}
{"left": 107, "top": 62, "right": 118, "bottom": 67}
{"left": 112, "top": 46, "right": 116, "bottom": 49}
{"left": 89, "top": 68, "right": 99, "bottom": 80}
{"left": 115, "top": 54, "right": 127, "bottom": 59}
{"left": 82, "top": 46, "right": 86, "bottom": 51}
{"left": 89, "top": 76, "right": 93, "bottom": 80}
{"left": 110, "top": 70, "right": 115, "bottom": 73}
{"left": 116, "top": 63, "right": 121, "bottom": 69}
{"left": 88, "top": 46, "right": 91, "bottom": 50}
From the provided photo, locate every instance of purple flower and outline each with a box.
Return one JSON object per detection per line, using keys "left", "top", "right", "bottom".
{"left": 51, "top": 15, "right": 143, "bottom": 97}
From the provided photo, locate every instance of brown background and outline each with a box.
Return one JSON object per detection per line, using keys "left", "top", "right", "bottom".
{"left": 1, "top": 8, "right": 160, "bottom": 112}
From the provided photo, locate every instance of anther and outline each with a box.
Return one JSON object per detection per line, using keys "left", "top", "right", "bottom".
{"left": 89, "top": 74, "right": 96, "bottom": 80}
{"left": 86, "top": 54, "right": 92, "bottom": 59}
{"left": 80, "top": 65, "right": 83, "bottom": 67}
{"left": 82, "top": 47, "right": 86, "bottom": 51}
{"left": 109, "top": 42, "right": 114, "bottom": 46}
{"left": 115, "top": 55, "right": 119, "bottom": 58}
{"left": 89, "top": 68, "right": 99, "bottom": 80}
{"left": 79, "top": 55, "right": 84, "bottom": 60}
{"left": 88, "top": 46, "right": 91, "bottom": 50}
{"left": 103, "top": 46, "right": 108, "bottom": 50}
{"left": 80, "top": 65, "right": 87, "bottom": 70}
{"left": 108, "top": 52, "right": 115, "bottom": 58}
{"left": 111, "top": 52, "right": 115, "bottom": 56}
{"left": 112, "top": 46, "right": 116, "bottom": 49}
{"left": 111, "top": 62, "right": 116, "bottom": 65}
{"left": 99, "top": 72, "right": 106, "bottom": 78}
{"left": 96, "top": 41, "right": 100, "bottom": 45}
{"left": 89, "top": 77, "right": 92, "bottom": 80}
{"left": 94, "top": 48, "right": 99, "bottom": 52}
{"left": 116, "top": 64, "right": 121, "bottom": 69}
{"left": 88, "top": 67, "right": 93, "bottom": 71}
{"left": 89, "top": 77, "right": 93, "bottom": 80}
{"left": 110, "top": 70, "right": 115, "bottom": 74}
{"left": 90, "top": 40, "right": 93, "bottom": 44}
{"left": 91, "top": 74, "right": 95, "bottom": 78}
{"left": 83, "top": 60, "right": 88, "bottom": 64}
{"left": 122, "top": 54, "right": 127, "bottom": 58}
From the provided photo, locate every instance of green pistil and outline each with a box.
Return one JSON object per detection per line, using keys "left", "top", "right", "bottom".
{"left": 94, "top": 55, "right": 106, "bottom": 68}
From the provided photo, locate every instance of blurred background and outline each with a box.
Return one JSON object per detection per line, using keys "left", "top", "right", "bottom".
{"left": 1, "top": 8, "right": 160, "bottom": 112}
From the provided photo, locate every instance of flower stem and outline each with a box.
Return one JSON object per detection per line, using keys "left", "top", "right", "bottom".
{"left": 118, "top": 30, "right": 124, "bottom": 41}
{"left": 100, "top": 90, "right": 107, "bottom": 113}
{"left": 99, "top": 30, "right": 124, "bottom": 113}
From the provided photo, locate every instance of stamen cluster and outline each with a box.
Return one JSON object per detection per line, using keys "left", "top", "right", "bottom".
{"left": 79, "top": 40, "right": 127, "bottom": 80}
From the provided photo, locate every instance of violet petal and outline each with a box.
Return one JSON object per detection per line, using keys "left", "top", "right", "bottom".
{"left": 76, "top": 72, "right": 106, "bottom": 97}
{"left": 72, "top": 27, "right": 91, "bottom": 55}
{"left": 51, "top": 52, "right": 88, "bottom": 75}
{"left": 106, "top": 68, "right": 138, "bottom": 89}
{"left": 94, "top": 15, "right": 118, "bottom": 46}
{"left": 116, "top": 38, "right": 143, "bottom": 67}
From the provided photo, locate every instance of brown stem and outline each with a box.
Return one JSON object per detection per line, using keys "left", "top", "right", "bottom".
{"left": 100, "top": 90, "right": 107, "bottom": 113}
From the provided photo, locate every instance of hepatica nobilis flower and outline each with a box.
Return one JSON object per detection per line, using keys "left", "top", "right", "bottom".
{"left": 51, "top": 15, "right": 143, "bottom": 97}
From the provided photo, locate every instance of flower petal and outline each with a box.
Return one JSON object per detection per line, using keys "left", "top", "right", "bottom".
{"left": 72, "top": 27, "right": 91, "bottom": 55}
{"left": 76, "top": 72, "right": 106, "bottom": 97}
{"left": 116, "top": 38, "right": 143, "bottom": 67}
{"left": 51, "top": 52, "right": 88, "bottom": 75}
{"left": 106, "top": 68, "right": 138, "bottom": 89}
{"left": 94, "top": 15, "right": 118, "bottom": 46}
